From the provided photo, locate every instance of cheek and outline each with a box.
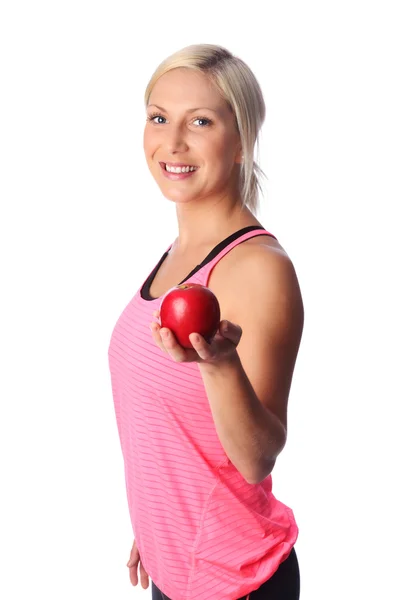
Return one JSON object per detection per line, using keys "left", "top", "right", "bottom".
{"left": 209, "top": 132, "right": 237, "bottom": 161}
{"left": 196, "top": 137, "right": 228, "bottom": 169}
{"left": 143, "top": 127, "right": 157, "bottom": 155}
{"left": 210, "top": 145, "right": 237, "bottom": 175}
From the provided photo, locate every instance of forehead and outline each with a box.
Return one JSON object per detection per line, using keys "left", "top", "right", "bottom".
{"left": 148, "top": 68, "right": 229, "bottom": 114}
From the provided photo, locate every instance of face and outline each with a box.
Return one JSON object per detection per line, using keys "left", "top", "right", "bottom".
{"left": 143, "top": 68, "right": 242, "bottom": 205}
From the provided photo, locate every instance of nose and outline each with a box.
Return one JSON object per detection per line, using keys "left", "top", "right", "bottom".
{"left": 165, "top": 124, "right": 189, "bottom": 154}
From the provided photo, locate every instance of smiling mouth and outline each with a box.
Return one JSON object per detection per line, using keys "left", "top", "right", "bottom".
{"left": 160, "top": 162, "right": 199, "bottom": 174}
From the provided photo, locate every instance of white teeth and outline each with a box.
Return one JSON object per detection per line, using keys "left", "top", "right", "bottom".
{"left": 165, "top": 164, "right": 197, "bottom": 173}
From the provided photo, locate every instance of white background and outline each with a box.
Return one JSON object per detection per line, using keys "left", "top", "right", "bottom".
{"left": 1, "top": 1, "right": 399, "bottom": 598}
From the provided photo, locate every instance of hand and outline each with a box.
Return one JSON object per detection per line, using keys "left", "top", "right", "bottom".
{"left": 127, "top": 539, "right": 149, "bottom": 589}
{"left": 150, "top": 310, "right": 242, "bottom": 364}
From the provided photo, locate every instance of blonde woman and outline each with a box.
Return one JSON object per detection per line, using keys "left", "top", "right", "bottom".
{"left": 108, "top": 44, "right": 304, "bottom": 600}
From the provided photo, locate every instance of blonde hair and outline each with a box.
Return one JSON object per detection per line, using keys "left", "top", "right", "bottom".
{"left": 144, "top": 44, "right": 267, "bottom": 214}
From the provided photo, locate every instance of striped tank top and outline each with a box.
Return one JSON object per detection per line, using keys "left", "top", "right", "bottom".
{"left": 108, "top": 225, "right": 298, "bottom": 600}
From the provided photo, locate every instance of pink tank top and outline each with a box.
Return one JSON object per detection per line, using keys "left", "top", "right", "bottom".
{"left": 108, "top": 226, "right": 298, "bottom": 600}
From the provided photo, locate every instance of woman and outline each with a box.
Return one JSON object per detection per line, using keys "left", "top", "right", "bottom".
{"left": 108, "top": 44, "right": 304, "bottom": 600}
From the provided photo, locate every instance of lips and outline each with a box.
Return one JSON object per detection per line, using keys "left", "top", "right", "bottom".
{"left": 159, "top": 162, "right": 199, "bottom": 170}
{"left": 159, "top": 162, "right": 199, "bottom": 180}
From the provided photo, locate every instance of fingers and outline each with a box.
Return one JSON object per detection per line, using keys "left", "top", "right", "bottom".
{"left": 219, "top": 320, "right": 242, "bottom": 346}
{"left": 127, "top": 547, "right": 139, "bottom": 586}
{"left": 127, "top": 541, "right": 149, "bottom": 589}
{"left": 150, "top": 310, "right": 168, "bottom": 353}
{"left": 188, "top": 332, "right": 215, "bottom": 362}
{"left": 159, "top": 327, "right": 187, "bottom": 362}
{"left": 188, "top": 321, "right": 241, "bottom": 362}
{"left": 128, "top": 563, "right": 138, "bottom": 587}
{"left": 149, "top": 321, "right": 165, "bottom": 352}
{"left": 149, "top": 314, "right": 242, "bottom": 363}
{"left": 128, "top": 561, "right": 149, "bottom": 589}
{"left": 139, "top": 561, "right": 150, "bottom": 589}
{"left": 127, "top": 542, "right": 138, "bottom": 568}
{"left": 150, "top": 317, "right": 188, "bottom": 363}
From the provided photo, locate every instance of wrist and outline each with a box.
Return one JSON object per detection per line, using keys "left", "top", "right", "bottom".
{"left": 198, "top": 349, "right": 241, "bottom": 375}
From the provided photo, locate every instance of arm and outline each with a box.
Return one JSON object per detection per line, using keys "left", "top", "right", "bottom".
{"left": 199, "top": 247, "right": 304, "bottom": 484}
{"left": 198, "top": 352, "right": 286, "bottom": 483}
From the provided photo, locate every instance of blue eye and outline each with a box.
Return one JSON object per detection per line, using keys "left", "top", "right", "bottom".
{"left": 193, "top": 117, "right": 212, "bottom": 127}
{"left": 147, "top": 113, "right": 166, "bottom": 124}
{"left": 146, "top": 113, "right": 212, "bottom": 127}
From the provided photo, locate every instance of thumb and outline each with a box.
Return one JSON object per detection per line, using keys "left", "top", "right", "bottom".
{"left": 219, "top": 320, "right": 242, "bottom": 345}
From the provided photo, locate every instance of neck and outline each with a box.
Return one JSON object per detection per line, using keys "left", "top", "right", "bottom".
{"left": 172, "top": 194, "right": 261, "bottom": 254}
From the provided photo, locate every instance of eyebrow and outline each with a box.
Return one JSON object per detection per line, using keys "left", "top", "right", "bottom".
{"left": 147, "top": 104, "right": 220, "bottom": 114}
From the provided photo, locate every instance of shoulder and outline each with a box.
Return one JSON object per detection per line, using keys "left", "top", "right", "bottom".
{"left": 208, "top": 235, "right": 304, "bottom": 323}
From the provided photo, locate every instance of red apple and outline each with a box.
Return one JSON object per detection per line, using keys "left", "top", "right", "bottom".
{"left": 159, "top": 283, "right": 221, "bottom": 349}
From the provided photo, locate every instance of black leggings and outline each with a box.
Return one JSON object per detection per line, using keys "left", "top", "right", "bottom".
{"left": 151, "top": 546, "right": 300, "bottom": 600}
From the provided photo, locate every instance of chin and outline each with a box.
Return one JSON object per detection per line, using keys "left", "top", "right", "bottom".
{"left": 162, "top": 189, "right": 200, "bottom": 204}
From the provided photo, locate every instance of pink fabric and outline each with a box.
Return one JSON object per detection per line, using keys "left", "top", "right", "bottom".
{"left": 108, "top": 228, "right": 298, "bottom": 600}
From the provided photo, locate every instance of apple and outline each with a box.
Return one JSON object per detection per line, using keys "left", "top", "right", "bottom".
{"left": 159, "top": 283, "right": 221, "bottom": 349}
